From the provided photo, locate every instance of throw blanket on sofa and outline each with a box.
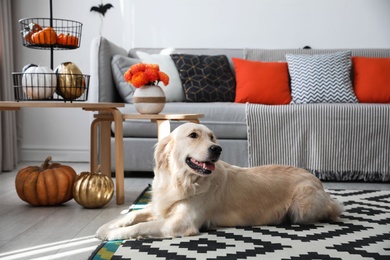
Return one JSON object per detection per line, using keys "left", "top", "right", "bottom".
{"left": 245, "top": 103, "right": 390, "bottom": 181}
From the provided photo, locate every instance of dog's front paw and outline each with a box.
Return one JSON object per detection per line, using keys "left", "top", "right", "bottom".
{"left": 96, "top": 230, "right": 116, "bottom": 241}
{"left": 96, "top": 224, "right": 111, "bottom": 240}
{"left": 97, "top": 227, "right": 136, "bottom": 241}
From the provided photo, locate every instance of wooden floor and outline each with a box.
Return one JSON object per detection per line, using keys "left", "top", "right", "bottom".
{"left": 0, "top": 162, "right": 389, "bottom": 260}
{"left": 0, "top": 161, "right": 152, "bottom": 260}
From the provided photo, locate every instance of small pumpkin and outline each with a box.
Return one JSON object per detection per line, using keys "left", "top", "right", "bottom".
{"left": 55, "top": 62, "right": 85, "bottom": 100}
{"left": 23, "top": 23, "right": 43, "bottom": 44}
{"left": 73, "top": 166, "right": 114, "bottom": 209}
{"left": 22, "top": 63, "right": 38, "bottom": 73}
{"left": 21, "top": 65, "right": 57, "bottom": 99}
{"left": 57, "top": 33, "right": 79, "bottom": 47}
{"left": 15, "top": 156, "right": 77, "bottom": 206}
{"left": 31, "top": 27, "right": 57, "bottom": 45}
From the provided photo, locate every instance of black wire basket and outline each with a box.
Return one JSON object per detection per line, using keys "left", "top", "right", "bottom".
{"left": 19, "top": 18, "right": 82, "bottom": 50}
{"left": 12, "top": 72, "right": 90, "bottom": 102}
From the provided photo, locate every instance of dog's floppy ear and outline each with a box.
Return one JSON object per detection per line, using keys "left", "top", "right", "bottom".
{"left": 154, "top": 133, "right": 173, "bottom": 171}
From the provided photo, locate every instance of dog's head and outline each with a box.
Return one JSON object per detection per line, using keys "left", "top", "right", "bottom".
{"left": 154, "top": 123, "right": 222, "bottom": 176}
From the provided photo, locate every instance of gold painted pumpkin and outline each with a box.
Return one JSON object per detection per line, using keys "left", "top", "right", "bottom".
{"left": 15, "top": 156, "right": 77, "bottom": 206}
{"left": 73, "top": 166, "right": 114, "bottom": 209}
{"left": 55, "top": 62, "right": 85, "bottom": 100}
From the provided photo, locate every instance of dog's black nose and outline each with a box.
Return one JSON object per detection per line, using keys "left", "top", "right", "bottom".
{"left": 209, "top": 145, "right": 222, "bottom": 155}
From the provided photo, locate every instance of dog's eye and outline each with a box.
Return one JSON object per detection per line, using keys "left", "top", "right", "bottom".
{"left": 189, "top": 132, "right": 198, "bottom": 139}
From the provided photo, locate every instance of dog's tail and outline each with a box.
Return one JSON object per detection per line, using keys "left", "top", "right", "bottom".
{"left": 325, "top": 196, "right": 344, "bottom": 222}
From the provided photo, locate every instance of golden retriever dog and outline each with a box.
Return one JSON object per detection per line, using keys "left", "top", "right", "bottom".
{"left": 96, "top": 123, "right": 343, "bottom": 240}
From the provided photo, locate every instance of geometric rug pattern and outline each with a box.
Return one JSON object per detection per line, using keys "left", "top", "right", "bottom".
{"left": 89, "top": 189, "right": 390, "bottom": 260}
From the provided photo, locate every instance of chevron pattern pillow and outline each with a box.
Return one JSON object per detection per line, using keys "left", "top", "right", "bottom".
{"left": 286, "top": 51, "right": 358, "bottom": 104}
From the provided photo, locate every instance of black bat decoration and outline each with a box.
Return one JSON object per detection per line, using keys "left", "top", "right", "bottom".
{"left": 90, "top": 3, "right": 114, "bottom": 17}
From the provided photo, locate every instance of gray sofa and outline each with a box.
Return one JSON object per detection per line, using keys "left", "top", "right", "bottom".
{"left": 89, "top": 36, "right": 390, "bottom": 181}
{"left": 89, "top": 37, "right": 249, "bottom": 171}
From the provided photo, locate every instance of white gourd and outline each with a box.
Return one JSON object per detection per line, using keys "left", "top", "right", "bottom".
{"left": 22, "top": 66, "right": 56, "bottom": 99}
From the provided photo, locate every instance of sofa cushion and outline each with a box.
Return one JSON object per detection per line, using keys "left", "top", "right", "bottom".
{"left": 232, "top": 58, "right": 291, "bottom": 105}
{"left": 352, "top": 57, "right": 390, "bottom": 103}
{"left": 136, "top": 51, "right": 185, "bottom": 102}
{"left": 286, "top": 51, "right": 358, "bottom": 104}
{"left": 111, "top": 55, "right": 139, "bottom": 103}
{"left": 117, "top": 102, "right": 247, "bottom": 139}
{"left": 89, "top": 37, "right": 128, "bottom": 102}
{"left": 170, "top": 54, "right": 236, "bottom": 102}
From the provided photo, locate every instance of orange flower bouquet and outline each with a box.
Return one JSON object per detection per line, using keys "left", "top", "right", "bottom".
{"left": 124, "top": 63, "right": 170, "bottom": 88}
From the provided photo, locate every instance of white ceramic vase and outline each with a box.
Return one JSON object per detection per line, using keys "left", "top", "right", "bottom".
{"left": 133, "top": 85, "right": 166, "bottom": 114}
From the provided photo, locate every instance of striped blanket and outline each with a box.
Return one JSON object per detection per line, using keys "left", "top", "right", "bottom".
{"left": 245, "top": 103, "right": 390, "bottom": 181}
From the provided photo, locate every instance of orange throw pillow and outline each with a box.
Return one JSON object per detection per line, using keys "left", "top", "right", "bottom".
{"left": 353, "top": 57, "right": 390, "bottom": 103}
{"left": 233, "top": 58, "right": 291, "bottom": 104}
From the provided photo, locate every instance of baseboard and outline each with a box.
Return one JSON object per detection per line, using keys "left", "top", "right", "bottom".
{"left": 21, "top": 147, "right": 89, "bottom": 162}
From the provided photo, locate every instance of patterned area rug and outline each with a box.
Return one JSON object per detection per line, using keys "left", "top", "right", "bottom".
{"left": 89, "top": 187, "right": 390, "bottom": 259}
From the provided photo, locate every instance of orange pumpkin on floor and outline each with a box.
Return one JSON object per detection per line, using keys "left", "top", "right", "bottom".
{"left": 15, "top": 156, "right": 77, "bottom": 206}
{"left": 31, "top": 27, "right": 57, "bottom": 45}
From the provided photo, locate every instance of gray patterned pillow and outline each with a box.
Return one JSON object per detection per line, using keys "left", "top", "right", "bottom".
{"left": 286, "top": 51, "right": 358, "bottom": 104}
{"left": 111, "top": 55, "right": 139, "bottom": 103}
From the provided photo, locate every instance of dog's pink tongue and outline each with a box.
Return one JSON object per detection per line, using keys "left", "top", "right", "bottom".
{"left": 191, "top": 158, "right": 215, "bottom": 171}
{"left": 204, "top": 162, "right": 215, "bottom": 171}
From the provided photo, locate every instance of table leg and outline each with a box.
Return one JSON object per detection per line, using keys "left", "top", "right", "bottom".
{"left": 155, "top": 119, "right": 171, "bottom": 141}
{"left": 189, "top": 119, "right": 200, "bottom": 124}
{"left": 90, "top": 110, "right": 124, "bottom": 205}
{"left": 90, "top": 118, "right": 100, "bottom": 173}
{"left": 111, "top": 109, "right": 125, "bottom": 205}
{"left": 154, "top": 119, "right": 200, "bottom": 141}
{"left": 100, "top": 120, "right": 111, "bottom": 177}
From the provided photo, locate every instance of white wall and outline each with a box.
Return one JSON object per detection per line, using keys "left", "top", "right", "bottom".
{"left": 11, "top": 0, "right": 390, "bottom": 162}
{"left": 126, "top": 0, "right": 390, "bottom": 49}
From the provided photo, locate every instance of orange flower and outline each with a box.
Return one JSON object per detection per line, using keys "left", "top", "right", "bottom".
{"left": 144, "top": 67, "right": 159, "bottom": 82}
{"left": 158, "top": 71, "right": 170, "bottom": 86}
{"left": 123, "top": 63, "right": 170, "bottom": 88}
{"left": 130, "top": 63, "right": 146, "bottom": 74}
{"left": 146, "top": 63, "right": 160, "bottom": 71}
{"left": 124, "top": 69, "right": 133, "bottom": 83}
{"left": 131, "top": 71, "right": 149, "bottom": 88}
